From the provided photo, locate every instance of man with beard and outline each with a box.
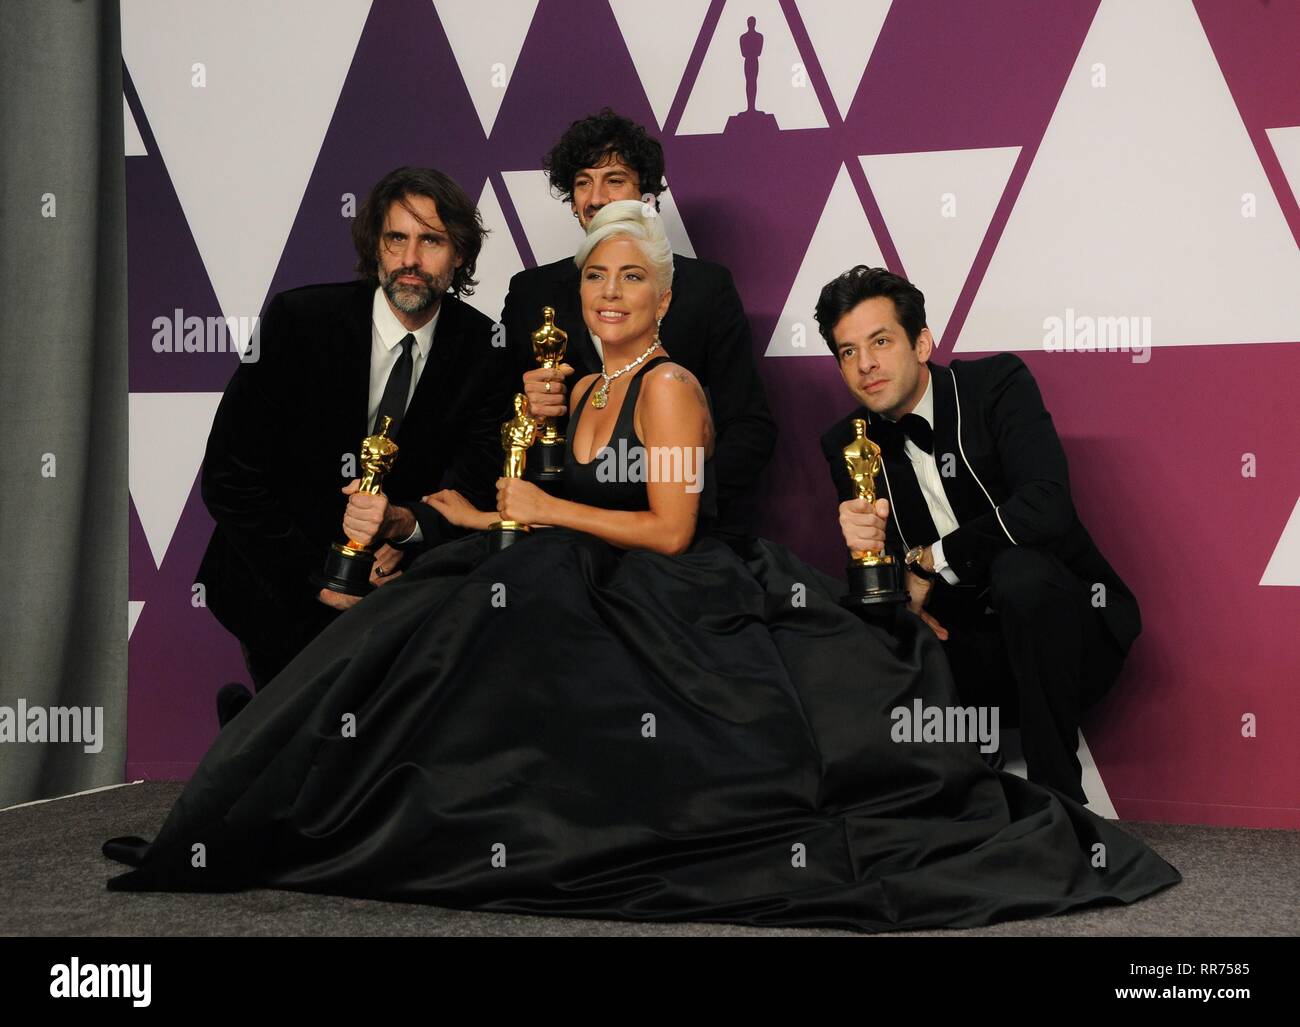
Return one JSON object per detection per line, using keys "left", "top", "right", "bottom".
{"left": 199, "top": 167, "right": 512, "bottom": 726}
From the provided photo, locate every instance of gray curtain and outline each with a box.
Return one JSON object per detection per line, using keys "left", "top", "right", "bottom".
{"left": 0, "top": 0, "right": 128, "bottom": 807}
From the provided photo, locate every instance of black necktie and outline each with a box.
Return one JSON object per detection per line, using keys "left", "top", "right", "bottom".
{"left": 897, "top": 413, "right": 934, "bottom": 454}
{"left": 373, "top": 334, "right": 415, "bottom": 436}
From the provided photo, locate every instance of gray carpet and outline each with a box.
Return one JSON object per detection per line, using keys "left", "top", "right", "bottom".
{"left": 1, "top": 783, "right": 1295, "bottom": 937}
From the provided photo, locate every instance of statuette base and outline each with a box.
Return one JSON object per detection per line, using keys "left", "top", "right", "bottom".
{"left": 312, "top": 542, "right": 376, "bottom": 597}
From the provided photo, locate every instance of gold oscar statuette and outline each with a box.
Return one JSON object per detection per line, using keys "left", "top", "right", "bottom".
{"left": 488, "top": 393, "right": 540, "bottom": 552}
{"left": 844, "top": 418, "right": 888, "bottom": 566}
{"left": 840, "top": 418, "right": 907, "bottom": 611}
{"left": 529, "top": 306, "right": 568, "bottom": 481}
{"left": 312, "top": 416, "right": 400, "bottom": 596}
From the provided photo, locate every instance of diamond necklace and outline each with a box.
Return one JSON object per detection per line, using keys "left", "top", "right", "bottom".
{"left": 591, "top": 336, "right": 661, "bottom": 409}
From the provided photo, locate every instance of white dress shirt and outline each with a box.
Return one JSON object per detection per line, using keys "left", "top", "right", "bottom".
{"left": 892, "top": 372, "right": 961, "bottom": 585}
{"left": 368, "top": 287, "right": 438, "bottom": 430}
{"left": 369, "top": 288, "right": 439, "bottom": 543}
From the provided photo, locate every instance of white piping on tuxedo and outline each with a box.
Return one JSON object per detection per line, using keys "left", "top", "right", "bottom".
{"left": 878, "top": 451, "right": 912, "bottom": 554}
{"left": 864, "top": 410, "right": 913, "bottom": 553}
{"left": 948, "top": 365, "right": 1018, "bottom": 546}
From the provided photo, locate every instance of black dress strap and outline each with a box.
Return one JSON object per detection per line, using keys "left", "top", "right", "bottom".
{"left": 568, "top": 354, "right": 671, "bottom": 443}
{"left": 562, "top": 355, "right": 675, "bottom": 512}
{"left": 613, "top": 355, "right": 671, "bottom": 442}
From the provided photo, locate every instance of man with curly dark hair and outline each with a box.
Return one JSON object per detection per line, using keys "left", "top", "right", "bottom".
{"left": 540, "top": 108, "right": 667, "bottom": 213}
{"left": 501, "top": 109, "right": 776, "bottom": 541}
{"left": 199, "top": 167, "right": 513, "bottom": 726}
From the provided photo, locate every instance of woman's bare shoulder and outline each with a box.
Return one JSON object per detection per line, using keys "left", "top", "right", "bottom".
{"left": 639, "top": 362, "right": 713, "bottom": 451}
{"left": 642, "top": 361, "right": 706, "bottom": 401}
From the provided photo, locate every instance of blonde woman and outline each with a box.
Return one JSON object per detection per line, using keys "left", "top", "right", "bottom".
{"left": 105, "top": 202, "right": 1178, "bottom": 933}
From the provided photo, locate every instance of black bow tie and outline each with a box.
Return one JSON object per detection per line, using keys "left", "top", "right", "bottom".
{"left": 890, "top": 413, "right": 933, "bottom": 455}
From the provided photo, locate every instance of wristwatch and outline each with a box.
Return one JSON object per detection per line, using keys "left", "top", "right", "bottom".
{"left": 904, "top": 546, "right": 939, "bottom": 582}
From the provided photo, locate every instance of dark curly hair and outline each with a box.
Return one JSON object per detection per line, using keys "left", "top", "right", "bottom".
{"left": 815, "top": 266, "right": 928, "bottom": 354}
{"left": 543, "top": 108, "right": 666, "bottom": 207}
{"left": 352, "top": 166, "right": 486, "bottom": 296}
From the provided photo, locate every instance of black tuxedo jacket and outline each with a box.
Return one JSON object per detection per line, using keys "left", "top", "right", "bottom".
{"left": 819, "top": 354, "right": 1140, "bottom": 654}
{"left": 501, "top": 253, "right": 776, "bottom": 536}
{"left": 197, "top": 279, "right": 513, "bottom": 656}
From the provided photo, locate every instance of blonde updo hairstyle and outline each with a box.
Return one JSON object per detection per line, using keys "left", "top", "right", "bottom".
{"left": 574, "top": 199, "right": 674, "bottom": 294}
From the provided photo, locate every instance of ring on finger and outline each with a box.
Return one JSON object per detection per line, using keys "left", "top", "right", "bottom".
{"left": 545, "top": 380, "right": 552, "bottom": 393}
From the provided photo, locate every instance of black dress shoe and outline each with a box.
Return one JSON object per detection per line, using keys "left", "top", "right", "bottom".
{"left": 216, "top": 682, "right": 253, "bottom": 728}
{"left": 102, "top": 835, "right": 149, "bottom": 866}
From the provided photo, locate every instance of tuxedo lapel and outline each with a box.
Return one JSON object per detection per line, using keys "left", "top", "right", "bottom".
{"left": 340, "top": 282, "right": 374, "bottom": 443}
{"left": 928, "top": 361, "right": 987, "bottom": 525}
{"left": 861, "top": 408, "right": 939, "bottom": 550}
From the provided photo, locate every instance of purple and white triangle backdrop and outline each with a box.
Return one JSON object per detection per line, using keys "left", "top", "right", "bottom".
{"left": 122, "top": 0, "right": 1300, "bottom": 827}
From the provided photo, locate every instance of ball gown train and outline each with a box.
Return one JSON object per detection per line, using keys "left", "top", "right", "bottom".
{"left": 104, "top": 362, "right": 1179, "bottom": 931}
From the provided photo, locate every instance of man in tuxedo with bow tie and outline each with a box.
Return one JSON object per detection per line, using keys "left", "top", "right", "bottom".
{"left": 198, "top": 166, "right": 512, "bottom": 725}
{"left": 817, "top": 266, "right": 1140, "bottom": 803}
{"left": 500, "top": 109, "right": 776, "bottom": 540}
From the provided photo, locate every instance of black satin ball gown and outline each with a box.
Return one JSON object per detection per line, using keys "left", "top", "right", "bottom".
{"left": 104, "top": 358, "right": 1179, "bottom": 932}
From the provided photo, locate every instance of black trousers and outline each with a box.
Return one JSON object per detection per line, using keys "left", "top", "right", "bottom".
{"left": 927, "top": 546, "right": 1125, "bottom": 804}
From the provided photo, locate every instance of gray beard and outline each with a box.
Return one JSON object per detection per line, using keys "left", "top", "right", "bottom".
{"left": 382, "top": 270, "right": 445, "bottom": 314}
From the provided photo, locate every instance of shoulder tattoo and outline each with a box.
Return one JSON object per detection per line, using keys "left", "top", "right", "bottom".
{"left": 664, "top": 369, "right": 710, "bottom": 411}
